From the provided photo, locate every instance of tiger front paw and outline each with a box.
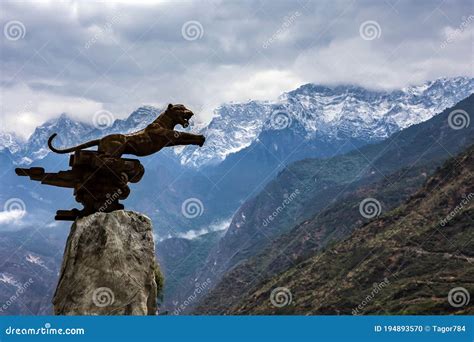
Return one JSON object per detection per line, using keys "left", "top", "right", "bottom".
{"left": 197, "top": 135, "right": 206, "bottom": 147}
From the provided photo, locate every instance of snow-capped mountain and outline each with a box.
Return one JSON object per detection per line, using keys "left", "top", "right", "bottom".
{"left": 2, "top": 77, "right": 473, "bottom": 167}
{"left": 0, "top": 131, "right": 23, "bottom": 155}
{"left": 21, "top": 114, "right": 95, "bottom": 164}
{"left": 178, "top": 76, "right": 474, "bottom": 167}
{"left": 178, "top": 101, "right": 275, "bottom": 167}
{"left": 103, "top": 105, "right": 162, "bottom": 134}
{"left": 6, "top": 106, "right": 163, "bottom": 165}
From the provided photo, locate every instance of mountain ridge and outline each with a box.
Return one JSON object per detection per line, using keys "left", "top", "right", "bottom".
{"left": 224, "top": 144, "right": 474, "bottom": 314}
{"left": 188, "top": 94, "right": 474, "bottom": 314}
{"left": 1, "top": 78, "right": 473, "bottom": 315}
{"left": 3, "top": 76, "right": 473, "bottom": 168}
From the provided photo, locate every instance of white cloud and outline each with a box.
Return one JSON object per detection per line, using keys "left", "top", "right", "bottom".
{"left": 0, "top": 209, "right": 26, "bottom": 225}
{"left": 293, "top": 25, "right": 474, "bottom": 90}
{"left": 176, "top": 217, "right": 231, "bottom": 240}
{"left": 0, "top": 1, "right": 472, "bottom": 138}
{"left": 1, "top": 83, "right": 104, "bottom": 139}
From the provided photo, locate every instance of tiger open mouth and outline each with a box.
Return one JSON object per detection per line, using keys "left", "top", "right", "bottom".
{"left": 181, "top": 110, "right": 194, "bottom": 128}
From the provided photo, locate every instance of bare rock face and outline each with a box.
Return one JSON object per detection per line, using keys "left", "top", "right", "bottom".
{"left": 53, "top": 210, "right": 158, "bottom": 315}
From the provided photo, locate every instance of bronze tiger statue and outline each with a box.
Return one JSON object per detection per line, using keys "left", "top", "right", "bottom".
{"left": 48, "top": 103, "right": 206, "bottom": 157}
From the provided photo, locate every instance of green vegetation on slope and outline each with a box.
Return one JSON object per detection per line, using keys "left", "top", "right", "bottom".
{"left": 156, "top": 230, "right": 225, "bottom": 311}
{"left": 228, "top": 145, "right": 474, "bottom": 315}
{"left": 195, "top": 94, "right": 474, "bottom": 314}
{"left": 198, "top": 95, "right": 474, "bottom": 289}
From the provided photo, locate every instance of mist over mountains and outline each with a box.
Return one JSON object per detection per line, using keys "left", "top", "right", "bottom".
{"left": 1, "top": 76, "right": 472, "bottom": 235}
{"left": 0, "top": 77, "right": 473, "bottom": 315}
{"left": 3, "top": 76, "right": 473, "bottom": 168}
{"left": 193, "top": 94, "right": 474, "bottom": 314}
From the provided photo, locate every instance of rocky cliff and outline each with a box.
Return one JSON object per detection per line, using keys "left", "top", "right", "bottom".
{"left": 53, "top": 210, "right": 161, "bottom": 315}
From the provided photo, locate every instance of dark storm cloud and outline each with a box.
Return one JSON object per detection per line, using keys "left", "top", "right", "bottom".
{"left": 0, "top": 0, "right": 472, "bottom": 137}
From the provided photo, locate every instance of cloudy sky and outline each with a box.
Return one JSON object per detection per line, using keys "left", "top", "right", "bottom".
{"left": 1, "top": 0, "right": 472, "bottom": 138}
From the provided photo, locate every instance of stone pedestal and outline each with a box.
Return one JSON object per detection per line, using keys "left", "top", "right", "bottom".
{"left": 53, "top": 210, "right": 159, "bottom": 315}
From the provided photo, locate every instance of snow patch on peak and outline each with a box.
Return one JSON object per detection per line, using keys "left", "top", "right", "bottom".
{"left": 0, "top": 273, "right": 20, "bottom": 288}
{"left": 177, "top": 77, "right": 474, "bottom": 167}
{"left": 2, "top": 77, "right": 473, "bottom": 168}
{"left": 0, "top": 131, "right": 24, "bottom": 154}
{"left": 26, "top": 253, "right": 50, "bottom": 271}
{"left": 178, "top": 101, "right": 274, "bottom": 167}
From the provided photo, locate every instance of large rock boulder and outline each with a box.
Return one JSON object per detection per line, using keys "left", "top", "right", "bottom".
{"left": 53, "top": 210, "right": 159, "bottom": 315}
